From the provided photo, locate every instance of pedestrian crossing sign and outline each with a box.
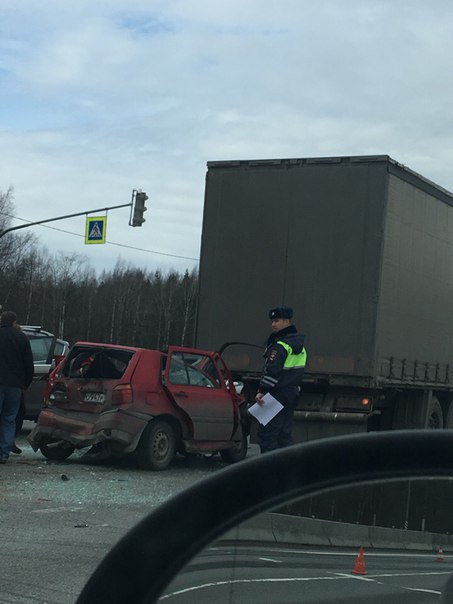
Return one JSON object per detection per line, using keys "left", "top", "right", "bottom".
{"left": 85, "top": 216, "right": 107, "bottom": 244}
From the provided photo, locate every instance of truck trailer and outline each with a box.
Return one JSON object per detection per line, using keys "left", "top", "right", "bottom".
{"left": 195, "top": 155, "right": 453, "bottom": 442}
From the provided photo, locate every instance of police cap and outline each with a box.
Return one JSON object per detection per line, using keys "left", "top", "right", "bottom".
{"left": 269, "top": 306, "right": 293, "bottom": 320}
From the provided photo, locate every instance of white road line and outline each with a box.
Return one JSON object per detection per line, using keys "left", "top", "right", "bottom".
{"left": 368, "top": 571, "right": 450, "bottom": 578}
{"left": 403, "top": 587, "right": 442, "bottom": 595}
{"left": 331, "top": 572, "right": 379, "bottom": 583}
{"left": 159, "top": 574, "right": 357, "bottom": 599}
{"left": 258, "top": 557, "right": 282, "bottom": 563}
{"left": 160, "top": 568, "right": 452, "bottom": 600}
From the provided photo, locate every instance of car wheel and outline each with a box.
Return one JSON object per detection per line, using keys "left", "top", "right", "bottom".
{"left": 220, "top": 429, "right": 248, "bottom": 463}
{"left": 39, "top": 439, "right": 75, "bottom": 461}
{"left": 136, "top": 420, "right": 176, "bottom": 471}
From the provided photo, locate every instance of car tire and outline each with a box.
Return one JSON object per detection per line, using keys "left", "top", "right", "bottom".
{"left": 136, "top": 420, "right": 176, "bottom": 471}
{"left": 39, "top": 439, "right": 75, "bottom": 461}
{"left": 220, "top": 429, "right": 248, "bottom": 463}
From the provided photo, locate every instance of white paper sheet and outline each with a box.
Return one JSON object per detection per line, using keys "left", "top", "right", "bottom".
{"left": 248, "top": 392, "right": 284, "bottom": 426}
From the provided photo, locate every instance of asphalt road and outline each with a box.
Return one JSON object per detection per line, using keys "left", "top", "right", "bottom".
{"left": 162, "top": 543, "right": 452, "bottom": 603}
{"left": 1, "top": 423, "right": 258, "bottom": 604}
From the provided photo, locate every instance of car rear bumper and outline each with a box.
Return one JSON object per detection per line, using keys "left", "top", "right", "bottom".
{"left": 28, "top": 407, "right": 149, "bottom": 453}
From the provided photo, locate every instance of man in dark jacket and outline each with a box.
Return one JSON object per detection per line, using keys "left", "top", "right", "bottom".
{"left": 0, "top": 311, "right": 34, "bottom": 463}
{"left": 255, "top": 306, "right": 307, "bottom": 453}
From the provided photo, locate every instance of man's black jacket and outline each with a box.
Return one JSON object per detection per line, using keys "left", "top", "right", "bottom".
{"left": 0, "top": 325, "right": 34, "bottom": 389}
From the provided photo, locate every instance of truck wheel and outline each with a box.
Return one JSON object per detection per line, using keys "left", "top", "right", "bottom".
{"left": 220, "top": 431, "right": 248, "bottom": 463}
{"left": 445, "top": 402, "right": 453, "bottom": 429}
{"left": 392, "top": 392, "right": 444, "bottom": 429}
{"left": 427, "top": 396, "right": 443, "bottom": 429}
{"left": 39, "top": 439, "right": 75, "bottom": 461}
{"left": 136, "top": 420, "right": 176, "bottom": 471}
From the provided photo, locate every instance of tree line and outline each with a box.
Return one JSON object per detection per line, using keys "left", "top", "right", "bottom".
{"left": 0, "top": 189, "right": 199, "bottom": 349}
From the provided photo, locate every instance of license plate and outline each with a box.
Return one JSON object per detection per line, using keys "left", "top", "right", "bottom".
{"left": 83, "top": 392, "right": 105, "bottom": 403}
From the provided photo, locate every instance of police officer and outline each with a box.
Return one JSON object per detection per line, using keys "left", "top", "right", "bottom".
{"left": 255, "top": 306, "right": 307, "bottom": 453}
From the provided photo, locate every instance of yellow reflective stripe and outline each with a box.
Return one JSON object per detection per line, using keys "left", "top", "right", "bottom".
{"left": 277, "top": 341, "right": 307, "bottom": 368}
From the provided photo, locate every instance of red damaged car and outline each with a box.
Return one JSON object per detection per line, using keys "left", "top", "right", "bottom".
{"left": 28, "top": 342, "right": 249, "bottom": 470}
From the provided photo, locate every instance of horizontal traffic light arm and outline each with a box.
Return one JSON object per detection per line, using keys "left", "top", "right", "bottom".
{"left": 0, "top": 202, "right": 132, "bottom": 239}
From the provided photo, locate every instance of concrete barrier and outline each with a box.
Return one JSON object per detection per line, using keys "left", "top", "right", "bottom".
{"left": 222, "top": 512, "right": 453, "bottom": 552}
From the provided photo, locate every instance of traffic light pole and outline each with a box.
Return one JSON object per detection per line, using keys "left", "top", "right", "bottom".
{"left": 0, "top": 202, "right": 132, "bottom": 240}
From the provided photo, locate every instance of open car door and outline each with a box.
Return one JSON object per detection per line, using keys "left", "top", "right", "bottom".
{"left": 164, "top": 347, "right": 236, "bottom": 441}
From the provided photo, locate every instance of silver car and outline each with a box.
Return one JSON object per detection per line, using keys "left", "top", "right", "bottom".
{"left": 17, "top": 326, "right": 69, "bottom": 427}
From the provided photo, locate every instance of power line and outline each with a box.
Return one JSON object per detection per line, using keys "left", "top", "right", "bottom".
{"left": 3, "top": 213, "right": 200, "bottom": 262}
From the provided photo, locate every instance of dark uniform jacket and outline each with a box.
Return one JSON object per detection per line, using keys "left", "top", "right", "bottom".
{"left": 258, "top": 324, "right": 306, "bottom": 406}
{"left": 0, "top": 325, "right": 34, "bottom": 389}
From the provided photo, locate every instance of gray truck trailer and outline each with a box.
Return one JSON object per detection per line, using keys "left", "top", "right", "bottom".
{"left": 195, "top": 155, "right": 453, "bottom": 441}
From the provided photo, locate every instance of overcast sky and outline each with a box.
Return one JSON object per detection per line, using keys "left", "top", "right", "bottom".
{"left": 1, "top": 1, "right": 453, "bottom": 275}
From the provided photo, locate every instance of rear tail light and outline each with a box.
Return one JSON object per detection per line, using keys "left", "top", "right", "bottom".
{"left": 112, "top": 383, "right": 133, "bottom": 406}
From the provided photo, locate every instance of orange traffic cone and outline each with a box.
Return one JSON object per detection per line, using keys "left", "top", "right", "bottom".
{"left": 352, "top": 546, "right": 368, "bottom": 575}
{"left": 436, "top": 547, "right": 444, "bottom": 562}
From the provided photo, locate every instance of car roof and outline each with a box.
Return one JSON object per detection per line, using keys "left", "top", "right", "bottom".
{"left": 73, "top": 341, "right": 151, "bottom": 353}
{"left": 22, "top": 325, "right": 54, "bottom": 336}
{"left": 22, "top": 325, "right": 68, "bottom": 345}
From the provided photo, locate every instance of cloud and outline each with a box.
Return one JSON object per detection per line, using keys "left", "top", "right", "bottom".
{"left": 1, "top": 0, "right": 453, "bottom": 276}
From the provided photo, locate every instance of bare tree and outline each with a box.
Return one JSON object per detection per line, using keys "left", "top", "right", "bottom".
{"left": 0, "top": 195, "right": 200, "bottom": 349}
{"left": 52, "top": 253, "right": 88, "bottom": 339}
{"left": 0, "top": 188, "right": 37, "bottom": 281}
{"left": 180, "top": 269, "right": 198, "bottom": 345}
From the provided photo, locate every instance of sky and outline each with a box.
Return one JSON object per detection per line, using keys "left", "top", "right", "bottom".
{"left": 1, "top": 0, "right": 453, "bottom": 276}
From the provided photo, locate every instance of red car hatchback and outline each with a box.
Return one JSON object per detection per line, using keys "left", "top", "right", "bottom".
{"left": 28, "top": 342, "right": 248, "bottom": 470}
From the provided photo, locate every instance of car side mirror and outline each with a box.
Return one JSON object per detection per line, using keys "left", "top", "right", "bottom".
{"left": 77, "top": 430, "right": 453, "bottom": 604}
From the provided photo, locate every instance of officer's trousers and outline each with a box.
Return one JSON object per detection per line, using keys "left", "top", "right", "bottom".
{"left": 258, "top": 402, "right": 296, "bottom": 453}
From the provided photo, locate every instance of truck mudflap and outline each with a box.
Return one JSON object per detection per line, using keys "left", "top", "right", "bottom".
{"left": 27, "top": 407, "right": 150, "bottom": 453}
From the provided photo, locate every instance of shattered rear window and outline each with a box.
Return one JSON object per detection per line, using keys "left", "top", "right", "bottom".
{"left": 62, "top": 347, "right": 134, "bottom": 379}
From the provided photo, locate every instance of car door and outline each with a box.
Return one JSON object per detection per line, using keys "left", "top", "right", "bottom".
{"left": 164, "top": 347, "right": 235, "bottom": 441}
{"left": 25, "top": 333, "right": 56, "bottom": 418}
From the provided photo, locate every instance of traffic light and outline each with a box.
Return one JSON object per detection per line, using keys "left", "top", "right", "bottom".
{"left": 131, "top": 191, "right": 148, "bottom": 227}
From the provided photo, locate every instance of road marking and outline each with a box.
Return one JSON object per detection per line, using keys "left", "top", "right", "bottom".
{"left": 330, "top": 572, "right": 379, "bottom": 583}
{"left": 160, "top": 570, "right": 450, "bottom": 601}
{"left": 369, "top": 571, "right": 450, "bottom": 578}
{"left": 160, "top": 574, "right": 372, "bottom": 599}
{"left": 258, "top": 557, "right": 282, "bottom": 563}
{"left": 403, "top": 587, "right": 442, "bottom": 594}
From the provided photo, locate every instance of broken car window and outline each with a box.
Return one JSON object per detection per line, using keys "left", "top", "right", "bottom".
{"left": 169, "top": 352, "right": 220, "bottom": 388}
{"left": 63, "top": 348, "right": 133, "bottom": 379}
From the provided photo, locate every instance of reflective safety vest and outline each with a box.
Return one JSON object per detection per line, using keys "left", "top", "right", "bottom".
{"left": 277, "top": 341, "right": 307, "bottom": 369}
